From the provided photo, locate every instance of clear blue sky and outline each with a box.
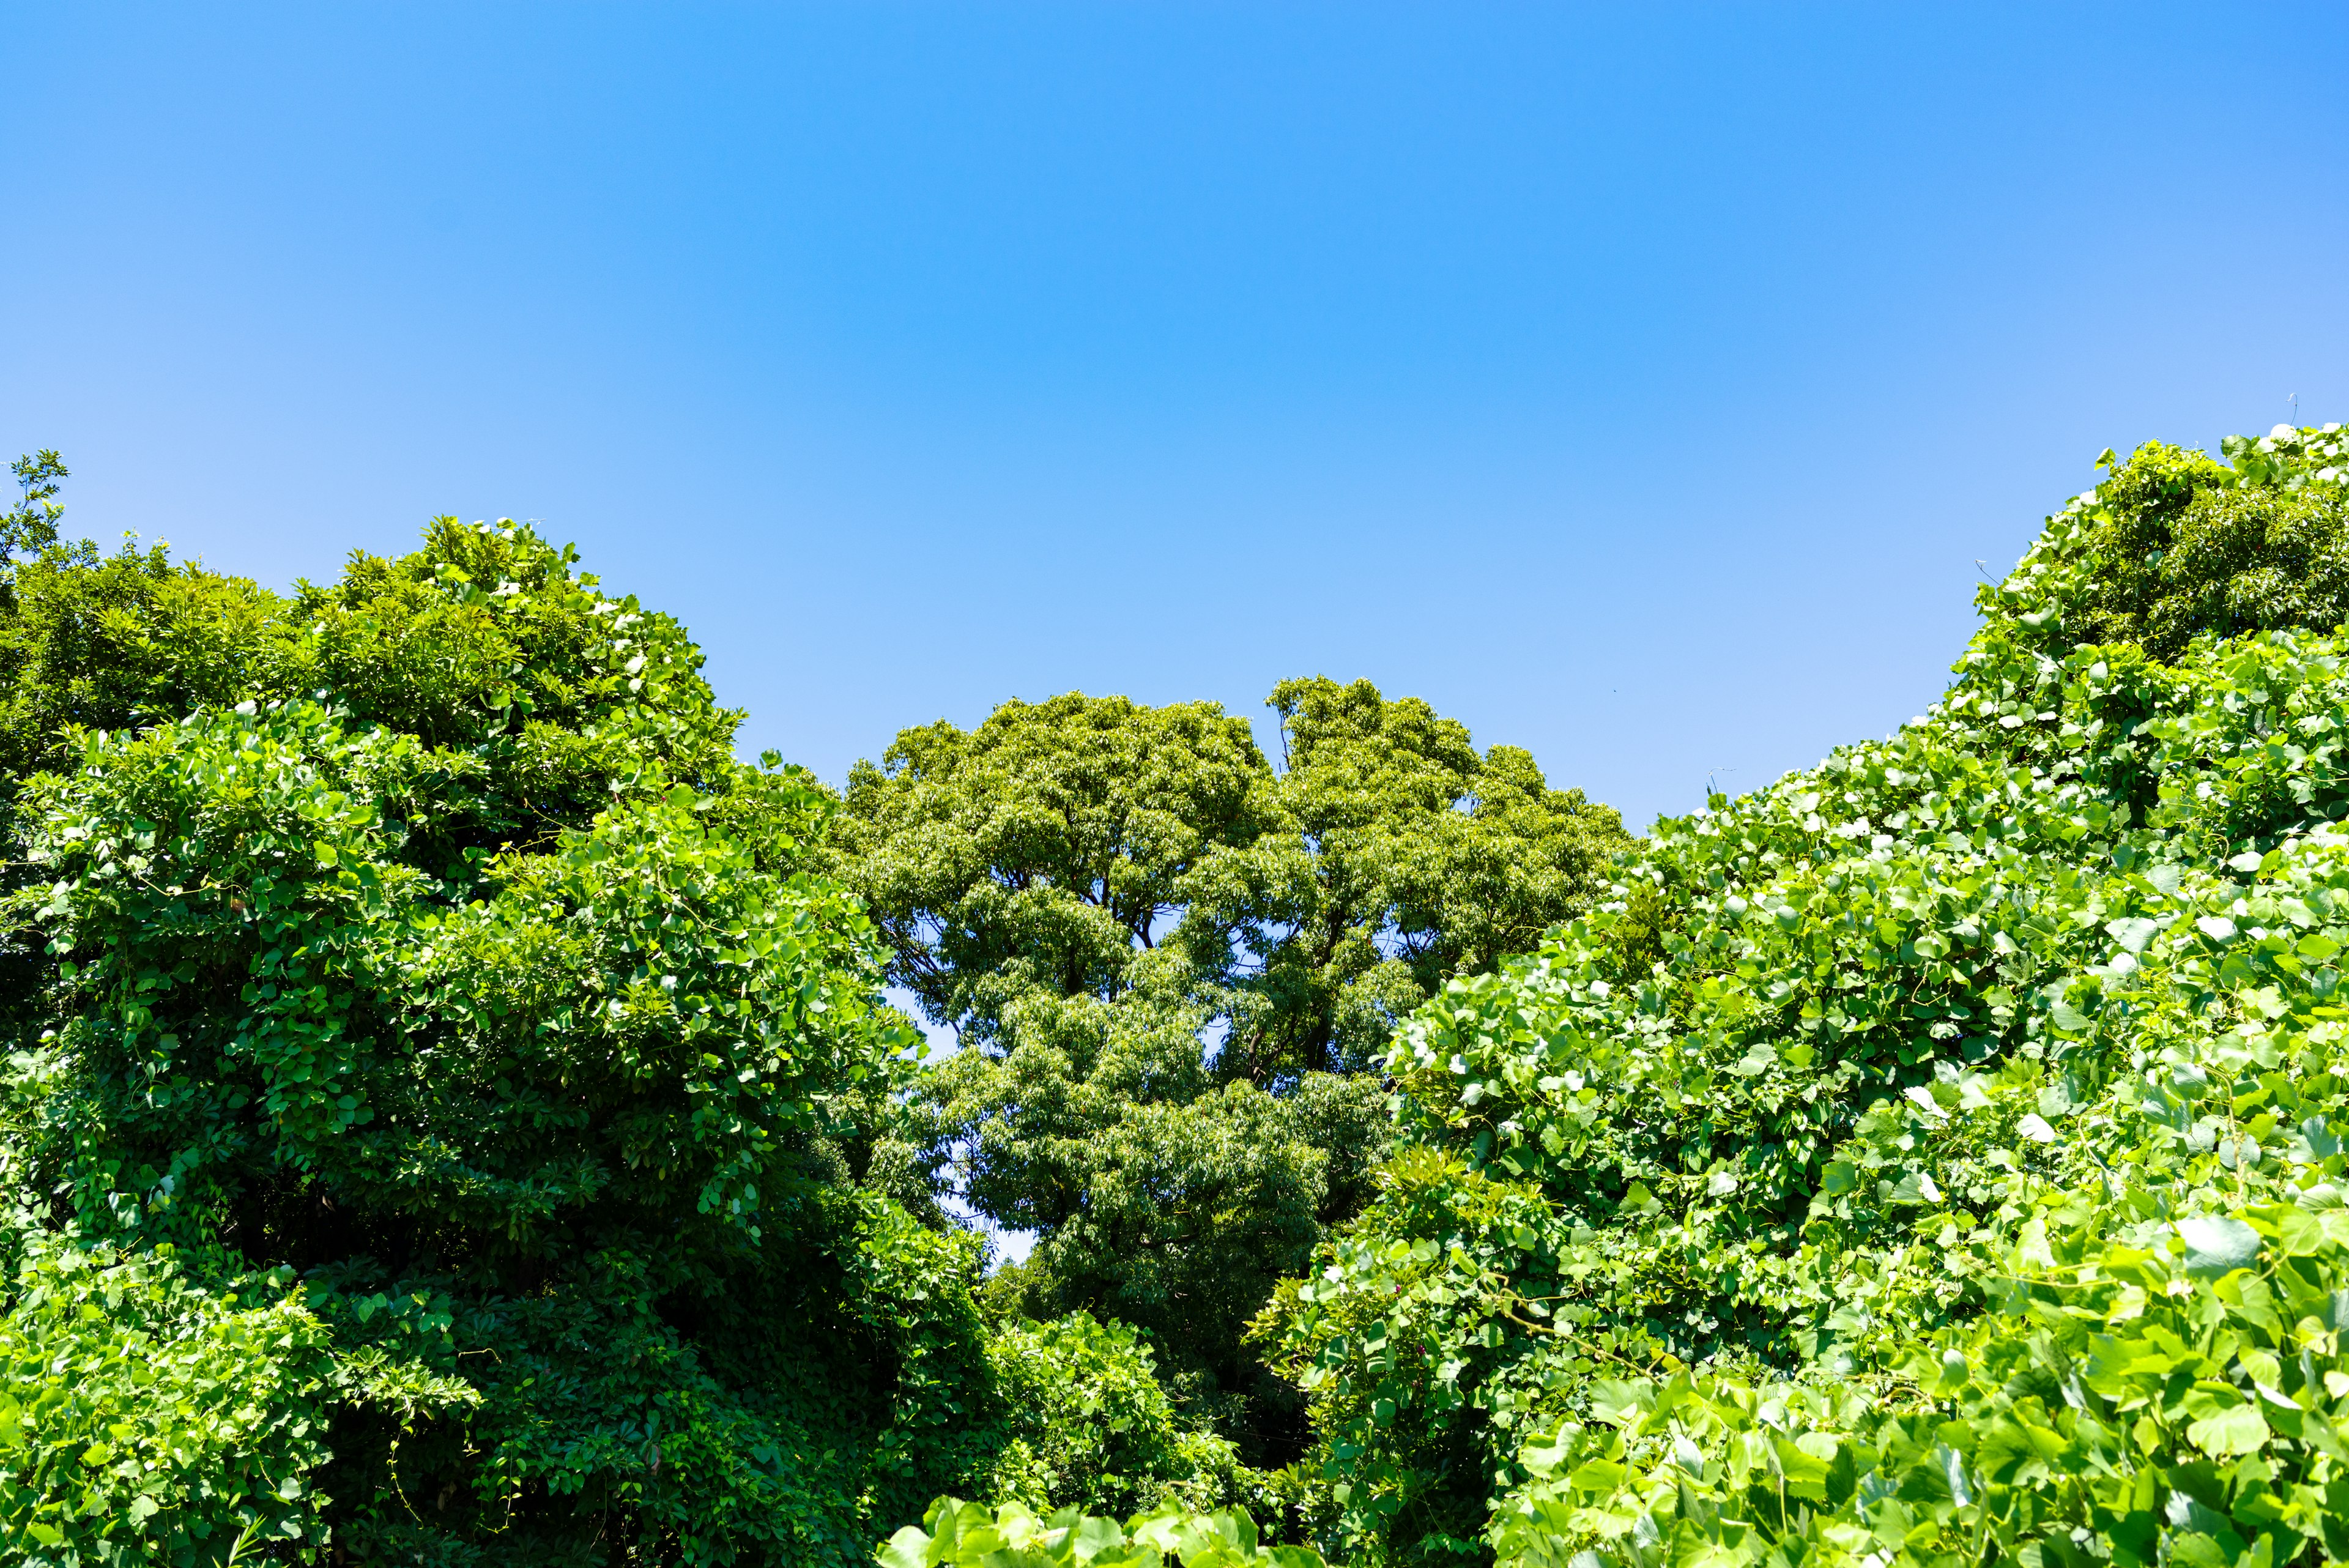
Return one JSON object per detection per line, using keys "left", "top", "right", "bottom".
{"left": 7, "top": 4, "right": 2346, "bottom": 833}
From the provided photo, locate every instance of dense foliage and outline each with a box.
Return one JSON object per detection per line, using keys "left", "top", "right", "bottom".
{"left": 0, "top": 504, "right": 1261, "bottom": 1562}
{"left": 833, "top": 681, "right": 1631, "bottom": 1464}
{"left": 1263, "top": 421, "right": 2349, "bottom": 1566}
{"left": 13, "top": 413, "right": 2349, "bottom": 1568}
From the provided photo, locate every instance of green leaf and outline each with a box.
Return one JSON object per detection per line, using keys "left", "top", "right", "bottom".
{"left": 1072, "top": 1516, "right": 1126, "bottom": 1560}
{"left": 1586, "top": 1380, "right": 1653, "bottom": 1428}
{"left": 877, "top": 1526, "right": 932, "bottom": 1568}
{"left": 1568, "top": 1458, "right": 1630, "bottom": 1496}
{"left": 1773, "top": 1433, "right": 1833, "bottom": 1499}
{"left": 2243, "top": 1202, "right": 2326, "bottom": 1257}
{"left": 2187, "top": 1400, "right": 2270, "bottom": 1457}
{"left": 2178, "top": 1216, "right": 2261, "bottom": 1277}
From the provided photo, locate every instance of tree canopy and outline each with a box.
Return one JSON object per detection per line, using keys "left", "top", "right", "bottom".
{"left": 831, "top": 681, "right": 1633, "bottom": 1465}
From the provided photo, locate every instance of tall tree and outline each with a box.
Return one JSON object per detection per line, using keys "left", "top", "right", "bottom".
{"left": 832, "top": 680, "right": 1632, "bottom": 1463}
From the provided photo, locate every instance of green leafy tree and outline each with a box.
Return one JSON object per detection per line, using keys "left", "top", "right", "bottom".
{"left": 841, "top": 693, "right": 1268, "bottom": 1033}
{"left": 834, "top": 683, "right": 1631, "bottom": 1466}
{"left": 1192, "top": 677, "right": 1637, "bottom": 1082}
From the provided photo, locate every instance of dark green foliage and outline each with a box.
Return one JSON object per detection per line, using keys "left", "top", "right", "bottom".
{"left": 1237, "top": 677, "right": 1631, "bottom": 1071}
{"left": 836, "top": 693, "right": 1268, "bottom": 1031}
{"left": 21, "top": 699, "right": 888, "bottom": 1258}
{"left": 2062, "top": 429, "right": 2349, "bottom": 661}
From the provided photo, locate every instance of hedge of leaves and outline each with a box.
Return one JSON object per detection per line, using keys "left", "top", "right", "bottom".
{"left": 1258, "top": 422, "right": 2349, "bottom": 1565}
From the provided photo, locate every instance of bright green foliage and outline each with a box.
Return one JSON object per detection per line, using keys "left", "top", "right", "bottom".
{"left": 1491, "top": 820, "right": 2349, "bottom": 1568}
{"left": 983, "top": 1312, "right": 1251, "bottom": 1519}
{"left": 19, "top": 699, "right": 881, "bottom": 1252}
{"left": 879, "top": 1494, "right": 1327, "bottom": 1568}
{"left": 1261, "top": 423, "right": 2349, "bottom": 1564}
{"left": 836, "top": 684, "right": 1629, "bottom": 1463}
{"left": 0, "top": 505, "right": 1017, "bottom": 1562}
{"left": 283, "top": 518, "right": 746, "bottom": 864}
{"left": 0, "top": 1233, "right": 340, "bottom": 1560}
{"left": 0, "top": 529, "right": 280, "bottom": 816}
{"left": 0, "top": 515, "right": 741, "bottom": 855}
{"left": 0, "top": 452, "right": 66, "bottom": 576}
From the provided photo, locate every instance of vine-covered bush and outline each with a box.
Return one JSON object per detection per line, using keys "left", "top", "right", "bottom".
{"left": 1261, "top": 422, "right": 2349, "bottom": 1565}
{"left": 2064, "top": 429, "right": 2349, "bottom": 660}
{"left": 1490, "top": 812, "right": 2349, "bottom": 1568}
{"left": 0, "top": 515, "right": 1202, "bottom": 1562}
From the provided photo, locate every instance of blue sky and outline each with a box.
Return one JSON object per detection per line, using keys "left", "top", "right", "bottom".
{"left": 6, "top": 3, "right": 2347, "bottom": 836}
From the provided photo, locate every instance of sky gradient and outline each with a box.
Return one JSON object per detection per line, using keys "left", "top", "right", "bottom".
{"left": 6, "top": 3, "right": 2347, "bottom": 836}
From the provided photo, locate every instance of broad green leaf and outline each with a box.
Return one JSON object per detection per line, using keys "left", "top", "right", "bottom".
{"left": 2177, "top": 1215, "right": 2262, "bottom": 1277}
{"left": 2187, "top": 1400, "right": 2270, "bottom": 1457}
